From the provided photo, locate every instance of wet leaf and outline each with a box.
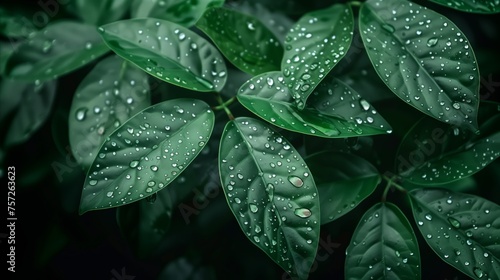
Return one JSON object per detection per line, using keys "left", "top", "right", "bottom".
{"left": 116, "top": 187, "right": 174, "bottom": 258}
{"left": 4, "top": 21, "right": 109, "bottom": 82}
{"left": 305, "top": 151, "right": 380, "bottom": 224}
{"left": 131, "top": 0, "right": 224, "bottom": 27}
{"left": 219, "top": 117, "right": 320, "bottom": 279}
{"left": 98, "top": 18, "right": 227, "bottom": 92}
{"left": 69, "top": 55, "right": 151, "bottom": 169}
{"left": 429, "top": 0, "right": 500, "bottom": 14}
{"left": 345, "top": 202, "right": 421, "bottom": 280}
{"left": 68, "top": 0, "right": 129, "bottom": 26}
{"left": 359, "top": 0, "right": 480, "bottom": 132}
{"left": 396, "top": 116, "right": 500, "bottom": 185}
{"left": 196, "top": 7, "right": 283, "bottom": 75}
{"left": 410, "top": 188, "right": 500, "bottom": 279}
{"left": 282, "top": 4, "right": 353, "bottom": 109}
{"left": 238, "top": 72, "right": 392, "bottom": 137}
{"left": 0, "top": 79, "right": 57, "bottom": 147}
{"left": 79, "top": 98, "right": 214, "bottom": 214}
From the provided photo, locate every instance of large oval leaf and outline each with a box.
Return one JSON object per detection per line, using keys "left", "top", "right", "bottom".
{"left": 79, "top": 98, "right": 214, "bottom": 214}
{"left": 410, "top": 188, "right": 500, "bottom": 279}
{"left": 0, "top": 79, "right": 57, "bottom": 147}
{"left": 305, "top": 151, "right": 380, "bottom": 224}
{"left": 98, "top": 18, "right": 227, "bottom": 92}
{"left": 429, "top": 0, "right": 500, "bottom": 14}
{"left": 196, "top": 7, "right": 283, "bottom": 76}
{"left": 69, "top": 55, "right": 151, "bottom": 169}
{"left": 5, "top": 21, "right": 109, "bottom": 82}
{"left": 131, "top": 0, "right": 224, "bottom": 27}
{"left": 396, "top": 115, "right": 500, "bottom": 185}
{"left": 359, "top": 0, "right": 480, "bottom": 132}
{"left": 345, "top": 202, "right": 421, "bottom": 280}
{"left": 282, "top": 4, "right": 353, "bottom": 109}
{"left": 219, "top": 117, "right": 320, "bottom": 279}
{"left": 238, "top": 71, "right": 392, "bottom": 137}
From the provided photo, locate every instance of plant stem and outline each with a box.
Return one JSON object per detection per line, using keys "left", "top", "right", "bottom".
{"left": 213, "top": 93, "right": 235, "bottom": 120}
{"left": 381, "top": 174, "right": 407, "bottom": 201}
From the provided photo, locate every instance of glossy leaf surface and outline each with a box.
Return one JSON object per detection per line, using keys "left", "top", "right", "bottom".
{"left": 5, "top": 21, "right": 109, "bottom": 81}
{"left": 98, "top": 18, "right": 227, "bottom": 92}
{"left": 69, "top": 56, "right": 151, "bottom": 168}
{"left": 282, "top": 4, "right": 353, "bottom": 109}
{"left": 79, "top": 99, "right": 214, "bottom": 214}
{"left": 131, "top": 0, "right": 224, "bottom": 27}
{"left": 196, "top": 7, "right": 283, "bottom": 75}
{"left": 429, "top": 0, "right": 500, "bottom": 14}
{"left": 305, "top": 151, "right": 380, "bottom": 224}
{"left": 410, "top": 188, "right": 500, "bottom": 279}
{"left": 68, "top": 0, "right": 129, "bottom": 26}
{"left": 238, "top": 72, "right": 392, "bottom": 137}
{"left": 396, "top": 116, "right": 500, "bottom": 185}
{"left": 219, "top": 117, "right": 320, "bottom": 279}
{"left": 359, "top": 0, "right": 480, "bottom": 132}
{"left": 346, "top": 202, "right": 421, "bottom": 280}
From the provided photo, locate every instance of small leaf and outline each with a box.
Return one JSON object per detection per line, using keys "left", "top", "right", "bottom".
{"left": 98, "top": 18, "right": 227, "bottom": 92}
{"left": 238, "top": 72, "right": 392, "bottom": 137}
{"left": 429, "top": 0, "right": 500, "bottom": 14}
{"left": 69, "top": 55, "right": 151, "bottom": 169}
{"left": 67, "top": 0, "right": 129, "bottom": 26}
{"left": 5, "top": 21, "right": 109, "bottom": 82}
{"left": 359, "top": 0, "right": 480, "bottom": 132}
{"left": 409, "top": 188, "right": 500, "bottom": 279}
{"left": 131, "top": 0, "right": 224, "bottom": 27}
{"left": 282, "top": 4, "right": 353, "bottom": 109}
{"left": 0, "top": 79, "right": 57, "bottom": 147}
{"left": 345, "top": 202, "right": 421, "bottom": 280}
{"left": 219, "top": 117, "right": 320, "bottom": 279}
{"left": 116, "top": 188, "right": 174, "bottom": 258}
{"left": 79, "top": 98, "right": 214, "bottom": 214}
{"left": 396, "top": 116, "right": 500, "bottom": 185}
{"left": 305, "top": 151, "right": 380, "bottom": 224}
{"left": 196, "top": 7, "right": 283, "bottom": 76}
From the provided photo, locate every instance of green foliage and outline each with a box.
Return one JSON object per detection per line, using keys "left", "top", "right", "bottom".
{"left": 1, "top": 0, "right": 499, "bottom": 279}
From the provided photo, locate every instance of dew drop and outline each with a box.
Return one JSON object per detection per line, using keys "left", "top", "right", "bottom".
{"left": 426, "top": 37, "right": 438, "bottom": 47}
{"left": 288, "top": 175, "right": 304, "bottom": 188}
{"left": 75, "top": 108, "right": 87, "bottom": 121}
{"left": 129, "top": 160, "right": 139, "bottom": 168}
{"left": 294, "top": 208, "right": 312, "bottom": 218}
{"left": 145, "top": 187, "right": 153, "bottom": 193}
{"left": 425, "top": 213, "right": 432, "bottom": 221}
{"left": 448, "top": 217, "right": 461, "bottom": 228}
{"left": 473, "top": 267, "right": 484, "bottom": 278}
{"left": 359, "top": 99, "right": 370, "bottom": 111}
{"left": 89, "top": 179, "right": 98, "bottom": 186}
{"left": 106, "top": 191, "right": 113, "bottom": 197}
{"left": 382, "top": 24, "right": 395, "bottom": 33}
{"left": 250, "top": 204, "right": 258, "bottom": 213}
{"left": 150, "top": 165, "right": 158, "bottom": 172}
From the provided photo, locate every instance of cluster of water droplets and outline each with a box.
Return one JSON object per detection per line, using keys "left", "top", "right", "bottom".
{"left": 282, "top": 6, "right": 353, "bottom": 109}
{"left": 71, "top": 56, "right": 150, "bottom": 166}
{"left": 98, "top": 19, "right": 226, "bottom": 91}
{"left": 220, "top": 117, "right": 318, "bottom": 274}
{"left": 82, "top": 100, "right": 213, "bottom": 211}
{"left": 360, "top": 0, "right": 478, "bottom": 130}
{"left": 412, "top": 189, "right": 499, "bottom": 279}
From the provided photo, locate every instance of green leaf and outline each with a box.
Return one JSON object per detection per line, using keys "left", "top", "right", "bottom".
{"left": 282, "top": 4, "right": 353, "bottom": 109}
{"left": 359, "top": 0, "right": 480, "bottom": 132}
{"left": 345, "top": 202, "right": 421, "bottom": 280}
{"left": 79, "top": 98, "right": 214, "bottom": 214}
{"left": 0, "top": 79, "right": 57, "bottom": 147}
{"left": 396, "top": 116, "right": 500, "bottom": 185}
{"left": 196, "top": 7, "right": 283, "bottom": 76}
{"left": 0, "top": 42, "right": 17, "bottom": 76}
{"left": 98, "top": 18, "right": 227, "bottom": 92}
{"left": 69, "top": 56, "right": 151, "bottom": 169}
{"left": 4, "top": 21, "right": 109, "bottom": 82}
{"left": 238, "top": 72, "right": 392, "bottom": 137}
{"left": 0, "top": 7, "right": 37, "bottom": 38}
{"left": 305, "top": 151, "right": 380, "bottom": 224}
{"left": 131, "top": 0, "right": 224, "bottom": 27}
{"left": 409, "top": 188, "right": 500, "bottom": 279}
{"left": 219, "top": 117, "right": 320, "bottom": 279}
{"left": 116, "top": 188, "right": 174, "bottom": 258}
{"left": 68, "top": 0, "right": 129, "bottom": 26}
{"left": 429, "top": 0, "right": 500, "bottom": 14}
